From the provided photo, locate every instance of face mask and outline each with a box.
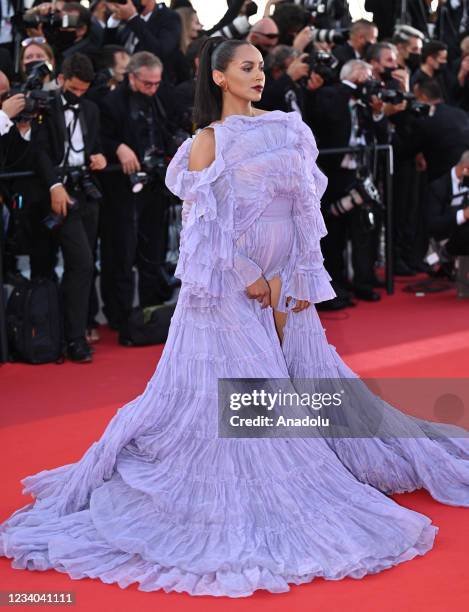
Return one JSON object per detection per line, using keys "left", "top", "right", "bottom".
{"left": 24, "top": 60, "right": 46, "bottom": 76}
{"left": 62, "top": 89, "right": 81, "bottom": 106}
{"left": 434, "top": 61, "right": 447, "bottom": 74}
{"left": 406, "top": 53, "right": 421, "bottom": 72}
{"left": 54, "top": 29, "right": 77, "bottom": 52}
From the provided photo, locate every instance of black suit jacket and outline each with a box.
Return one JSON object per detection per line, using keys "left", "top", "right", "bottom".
{"left": 425, "top": 170, "right": 467, "bottom": 240}
{"left": 32, "top": 93, "right": 103, "bottom": 189}
{"left": 332, "top": 43, "right": 358, "bottom": 70}
{"left": 309, "top": 82, "right": 388, "bottom": 172}
{"left": 100, "top": 79, "right": 174, "bottom": 164}
{"left": 106, "top": 4, "right": 181, "bottom": 84}
{"left": 410, "top": 103, "right": 469, "bottom": 182}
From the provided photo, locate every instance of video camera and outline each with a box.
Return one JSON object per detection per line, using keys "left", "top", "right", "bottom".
{"left": 9, "top": 61, "right": 54, "bottom": 122}
{"left": 355, "top": 79, "right": 431, "bottom": 118}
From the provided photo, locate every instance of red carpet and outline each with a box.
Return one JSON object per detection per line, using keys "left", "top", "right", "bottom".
{"left": 1, "top": 278, "right": 469, "bottom": 611}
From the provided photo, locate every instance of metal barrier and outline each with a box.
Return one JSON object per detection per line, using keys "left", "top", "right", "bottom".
{"left": 0, "top": 145, "right": 394, "bottom": 363}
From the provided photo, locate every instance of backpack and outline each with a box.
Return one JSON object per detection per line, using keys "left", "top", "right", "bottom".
{"left": 6, "top": 278, "right": 64, "bottom": 364}
{"left": 119, "top": 303, "right": 176, "bottom": 346}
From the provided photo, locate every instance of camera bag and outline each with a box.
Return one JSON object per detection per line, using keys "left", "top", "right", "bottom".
{"left": 6, "top": 278, "right": 64, "bottom": 364}
{"left": 119, "top": 303, "right": 176, "bottom": 347}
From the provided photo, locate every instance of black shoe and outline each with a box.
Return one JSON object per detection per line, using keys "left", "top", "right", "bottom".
{"left": 353, "top": 287, "right": 381, "bottom": 302}
{"left": 67, "top": 338, "right": 93, "bottom": 363}
{"left": 316, "top": 296, "right": 356, "bottom": 311}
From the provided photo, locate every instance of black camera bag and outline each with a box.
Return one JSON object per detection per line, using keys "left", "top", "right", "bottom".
{"left": 6, "top": 278, "right": 64, "bottom": 363}
{"left": 120, "top": 303, "right": 176, "bottom": 346}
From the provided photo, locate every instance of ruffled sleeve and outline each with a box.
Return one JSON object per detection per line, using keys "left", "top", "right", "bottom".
{"left": 165, "top": 134, "right": 262, "bottom": 307}
{"left": 284, "top": 116, "right": 337, "bottom": 305}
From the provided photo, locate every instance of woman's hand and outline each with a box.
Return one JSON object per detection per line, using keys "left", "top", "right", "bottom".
{"left": 246, "top": 276, "right": 271, "bottom": 308}
{"left": 286, "top": 296, "right": 310, "bottom": 313}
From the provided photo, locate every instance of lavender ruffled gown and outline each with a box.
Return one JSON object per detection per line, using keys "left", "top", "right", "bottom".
{"left": 1, "top": 110, "right": 469, "bottom": 598}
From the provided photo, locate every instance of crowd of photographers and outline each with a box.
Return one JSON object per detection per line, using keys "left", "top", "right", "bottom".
{"left": 1, "top": 0, "right": 469, "bottom": 363}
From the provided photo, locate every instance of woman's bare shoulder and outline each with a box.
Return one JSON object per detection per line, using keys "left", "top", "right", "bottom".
{"left": 188, "top": 127, "right": 215, "bottom": 172}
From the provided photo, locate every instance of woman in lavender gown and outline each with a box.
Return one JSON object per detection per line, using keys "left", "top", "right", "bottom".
{"left": 1, "top": 37, "right": 469, "bottom": 598}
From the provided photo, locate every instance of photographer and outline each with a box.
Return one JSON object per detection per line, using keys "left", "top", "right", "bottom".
{"left": 392, "top": 25, "right": 424, "bottom": 76}
{"left": 410, "top": 40, "right": 455, "bottom": 104}
{"left": 0, "top": 73, "right": 25, "bottom": 138}
{"left": 332, "top": 19, "right": 378, "bottom": 71}
{"left": 311, "top": 59, "right": 388, "bottom": 309}
{"left": 99, "top": 51, "right": 176, "bottom": 342}
{"left": 31, "top": 53, "right": 107, "bottom": 362}
{"left": 410, "top": 79, "right": 469, "bottom": 183}
{"left": 86, "top": 45, "right": 130, "bottom": 106}
{"left": 425, "top": 150, "right": 469, "bottom": 258}
{"left": 105, "top": 0, "right": 181, "bottom": 85}
{"left": 25, "top": 2, "right": 104, "bottom": 69}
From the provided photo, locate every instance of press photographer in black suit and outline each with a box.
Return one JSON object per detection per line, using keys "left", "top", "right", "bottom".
{"left": 104, "top": 0, "right": 181, "bottom": 85}
{"left": 311, "top": 59, "right": 388, "bottom": 310}
{"left": 425, "top": 150, "right": 469, "bottom": 257}
{"left": 32, "top": 53, "right": 107, "bottom": 363}
{"left": 99, "top": 51, "right": 176, "bottom": 342}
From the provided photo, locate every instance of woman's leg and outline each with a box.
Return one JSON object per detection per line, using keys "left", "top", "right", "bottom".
{"left": 267, "top": 275, "right": 288, "bottom": 344}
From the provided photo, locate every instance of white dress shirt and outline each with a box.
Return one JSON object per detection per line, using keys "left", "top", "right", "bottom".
{"left": 0, "top": 109, "right": 13, "bottom": 135}
{"left": 50, "top": 95, "right": 85, "bottom": 191}
{"left": 451, "top": 166, "right": 469, "bottom": 225}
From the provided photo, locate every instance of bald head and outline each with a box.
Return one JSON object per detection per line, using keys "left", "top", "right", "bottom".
{"left": 248, "top": 17, "right": 279, "bottom": 50}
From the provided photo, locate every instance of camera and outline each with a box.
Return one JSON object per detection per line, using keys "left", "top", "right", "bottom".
{"left": 355, "top": 80, "right": 431, "bottom": 118}
{"left": 309, "top": 25, "right": 349, "bottom": 45}
{"left": 211, "top": 2, "right": 258, "bottom": 39}
{"left": 129, "top": 149, "right": 168, "bottom": 194}
{"left": 17, "top": 11, "right": 80, "bottom": 30}
{"left": 43, "top": 197, "right": 78, "bottom": 230}
{"left": 9, "top": 61, "right": 54, "bottom": 122}
{"left": 303, "top": 49, "right": 339, "bottom": 84}
{"left": 329, "top": 174, "right": 381, "bottom": 230}
{"left": 65, "top": 166, "right": 103, "bottom": 201}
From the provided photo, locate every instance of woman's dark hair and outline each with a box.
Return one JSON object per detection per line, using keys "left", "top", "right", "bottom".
{"left": 192, "top": 36, "right": 252, "bottom": 129}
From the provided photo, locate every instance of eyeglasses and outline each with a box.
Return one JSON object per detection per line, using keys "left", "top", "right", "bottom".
{"left": 21, "top": 36, "right": 47, "bottom": 48}
{"left": 133, "top": 73, "right": 161, "bottom": 89}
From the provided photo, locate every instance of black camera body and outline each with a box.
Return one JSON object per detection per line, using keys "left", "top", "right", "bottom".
{"left": 9, "top": 61, "right": 54, "bottom": 122}
{"left": 355, "top": 80, "right": 431, "bottom": 118}
{"left": 304, "top": 50, "right": 338, "bottom": 84}
{"left": 65, "top": 166, "right": 103, "bottom": 201}
{"left": 129, "top": 150, "right": 168, "bottom": 194}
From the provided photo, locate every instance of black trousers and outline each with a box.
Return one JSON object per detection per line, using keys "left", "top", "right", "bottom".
{"left": 320, "top": 168, "right": 380, "bottom": 294}
{"left": 27, "top": 192, "right": 99, "bottom": 342}
{"left": 101, "top": 176, "right": 172, "bottom": 327}
{"left": 446, "top": 222, "right": 469, "bottom": 256}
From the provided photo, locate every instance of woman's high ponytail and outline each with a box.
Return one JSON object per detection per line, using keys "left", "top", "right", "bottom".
{"left": 193, "top": 36, "right": 251, "bottom": 129}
